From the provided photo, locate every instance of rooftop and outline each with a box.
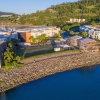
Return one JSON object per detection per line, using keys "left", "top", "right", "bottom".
{"left": 71, "top": 36, "right": 82, "bottom": 39}
{"left": 80, "top": 38, "right": 95, "bottom": 43}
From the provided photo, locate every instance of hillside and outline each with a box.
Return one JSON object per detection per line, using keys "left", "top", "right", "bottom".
{"left": 18, "top": 0, "right": 100, "bottom": 26}
{"left": 0, "top": 11, "right": 14, "bottom": 16}
{"left": 0, "top": 0, "right": 99, "bottom": 26}
{"left": 0, "top": 11, "right": 19, "bottom": 24}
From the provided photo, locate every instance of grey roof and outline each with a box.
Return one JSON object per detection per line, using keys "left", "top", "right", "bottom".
{"left": 80, "top": 38, "right": 95, "bottom": 43}
{"left": 71, "top": 36, "right": 82, "bottom": 39}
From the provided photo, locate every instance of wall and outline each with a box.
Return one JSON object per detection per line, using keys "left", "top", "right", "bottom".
{"left": 26, "top": 32, "right": 31, "bottom": 43}
{"left": 18, "top": 32, "right": 26, "bottom": 42}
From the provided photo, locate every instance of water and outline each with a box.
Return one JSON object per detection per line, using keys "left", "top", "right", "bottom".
{"left": 1, "top": 65, "right": 100, "bottom": 100}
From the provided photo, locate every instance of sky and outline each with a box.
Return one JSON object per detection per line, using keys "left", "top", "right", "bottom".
{"left": 0, "top": 0, "right": 78, "bottom": 15}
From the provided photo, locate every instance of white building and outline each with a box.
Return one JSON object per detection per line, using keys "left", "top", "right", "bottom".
{"left": 0, "top": 30, "right": 18, "bottom": 41}
{"left": 80, "top": 26, "right": 100, "bottom": 40}
{"left": 66, "top": 18, "right": 86, "bottom": 23}
{"left": 16, "top": 26, "right": 60, "bottom": 38}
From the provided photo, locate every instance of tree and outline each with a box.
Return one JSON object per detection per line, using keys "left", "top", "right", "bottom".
{"left": 4, "top": 46, "right": 14, "bottom": 66}
{"left": 82, "top": 31, "right": 88, "bottom": 38}
{"left": 59, "top": 30, "right": 64, "bottom": 34}
{"left": 70, "top": 31, "right": 75, "bottom": 36}
{"left": 62, "top": 25, "right": 70, "bottom": 31}
{"left": 4, "top": 41, "right": 21, "bottom": 67}
{"left": 91, "top": 21, "right": 96, "bottom": 26}
{"left": 75, "top": 32, "right": 80, "bottom": 36}
{"left": 29, "top": 36, "right": 36, "bottom": 43}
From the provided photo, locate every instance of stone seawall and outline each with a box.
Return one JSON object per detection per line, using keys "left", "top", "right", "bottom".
{"left": 0, "top": 51, "right": 100, "bottom": 93}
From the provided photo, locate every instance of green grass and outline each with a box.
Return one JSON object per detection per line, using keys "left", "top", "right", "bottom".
{"left": 16, "top": 45, "right": 80, "bottom": 61}
{"left": 16, "top": 63, "right": 24, "bottom": 68}
{"left": 17, "top": 45, "right": 54, "bottom": 59}
{"left": 2, "top": 65, "right": 14, "bottom": 70}
{"left": 2, "top": 63, "right": 24, "bottom": 70}
{"left": 23, "top": 49, "right": 80, "bottom": 60}
{"left": 16, "top": 45, "right": 80, "bottom": 60}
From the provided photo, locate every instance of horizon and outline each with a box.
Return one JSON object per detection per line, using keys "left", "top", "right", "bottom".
{"left": 0, "top": 0, "right": 78, "bottom": 15}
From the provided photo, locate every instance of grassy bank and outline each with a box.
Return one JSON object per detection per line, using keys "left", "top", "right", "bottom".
{"left": 16, "top": 45, "right": 80, "bottom": 60}
{"left": 17, "top": 45, "right": 54, "bottom": 59}
{"left": 23, "top": 49, "right": 80, "bottom": 60}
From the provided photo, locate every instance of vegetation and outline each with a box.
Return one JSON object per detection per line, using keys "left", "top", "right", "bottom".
{"left": 53, "top": 33, "right": 61, "bottom": 40}
{"left": 17, "top": 0, "right": 100, "bottom": 26}
{"left": 3, "top": 39, "right": 22, "bottom": 70}
{"left": 81, "top": 31, "right": 88, "bottom": 38}
{"left": 23, "top": 49, "right": 80, "bottom": 60}
{"left": 0, "top": 0, "right": 99, "bottom": 26}
{"left": 70, "top": 31, "right": 75, "bottom": 36}
{"left": 0, "top": 15, "right": 20, "bottom": 24}
{"left": 17, "top": 45, "right": 53, "bottom": 59}
{"left": 29, "top": 34, "right": 49, "bottom": 43}
{"left": 0, "top": 11, "right": 14, "bottom": 16}
{"left": 91, "top": 21, "right": 96, "bottom": 25}
{"left": 62, "top": 23, "right": 80, "bottom": 31}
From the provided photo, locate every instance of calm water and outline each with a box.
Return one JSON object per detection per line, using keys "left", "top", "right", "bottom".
{"left": 1, "top": 65, "right": 100, "bottom": 100}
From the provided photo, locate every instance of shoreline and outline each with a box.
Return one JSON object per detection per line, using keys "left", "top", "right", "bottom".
{"left": 0, "top": 51, "right": 100, "bottom": 93}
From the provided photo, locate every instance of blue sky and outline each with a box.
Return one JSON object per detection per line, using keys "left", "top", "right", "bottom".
{"left": 0, "top": 0, "right": 78, "bottom": 15}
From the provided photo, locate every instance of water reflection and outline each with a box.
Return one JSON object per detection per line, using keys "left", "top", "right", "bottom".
{"left": 78, "top": 66, "right": 96, "bottom": 75}
{"left": 0, "top": 65, "right": 100, "bottom": 100}
{"left": 0, "top": 93, "right": 6, "bottom": 100}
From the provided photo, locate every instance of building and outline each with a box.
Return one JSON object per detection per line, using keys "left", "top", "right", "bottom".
{"left": 17, "top": 26, "right": 60, "bottom": 43}
{"left": 59, "top": 44, "right": 72, "bottom": 50}
{"left": 47, "top": 9, "right": 57, "bottom": 13}
{"left": 79, "top": 38, "right": 99, "bottom": 52}
{"left": 0, "top": 29, "right": 18, "bottom": 68}
{"left": 0, "top": 29, "right": 18, "bottom": 41}
{"left": 69, "top": 36, "right": 82, "bottom": 47}
{"left": 80, "top": 26, "right": 100, "bottom": 40}
{"left": 66, "top": 18, "right": 86, "bottom": 23}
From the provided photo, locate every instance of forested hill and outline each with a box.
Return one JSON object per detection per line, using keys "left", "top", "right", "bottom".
{"left": 18, "top": 0, "right": 100, "bottom": 26}
{"left": 0, "top": 11, "right": 14, "bottom": 16}
{"left": 0, "top": 0, "right": 100, "bottom": 26}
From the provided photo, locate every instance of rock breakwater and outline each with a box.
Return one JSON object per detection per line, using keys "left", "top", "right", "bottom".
{"left": 0, "top": 51, "right": 100, "bottom": 93}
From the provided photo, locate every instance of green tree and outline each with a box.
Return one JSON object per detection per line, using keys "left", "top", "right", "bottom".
{"left": 29, "top": 36, "right": 36, "bottom": 43}
{"left": 4, "top": 46, "right": 14, "bottom": 66}
{"left": 75, "top": 32, "right": 80, "bottom": 36}
{"left": 91, "top": 21, "right": 96, "bottom": 26}
{"left": 70, "top": 31, "right": 75, "bottom": 36}
{"left": 4, "top": 42, "right": 21, "bottom": 68}
{"left": 82, "top": 31, "right": 88, "bottom": 37}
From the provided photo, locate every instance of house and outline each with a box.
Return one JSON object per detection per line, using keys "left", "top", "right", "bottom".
{"left": 59, "top": 44, "right": 72, "bottom": 50}
{"left": 69, "top": 36, "right": 82, "bottom": 47}
{"left": 66, "top": 18, "right": 85, "bottom": 23}
{"left": 79, "top": 38, "right": 99, "bottom": 52}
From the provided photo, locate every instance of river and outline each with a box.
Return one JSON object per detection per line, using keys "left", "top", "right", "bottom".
{"left": 0, "top": 65, "right": 100, "bottom": 100}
